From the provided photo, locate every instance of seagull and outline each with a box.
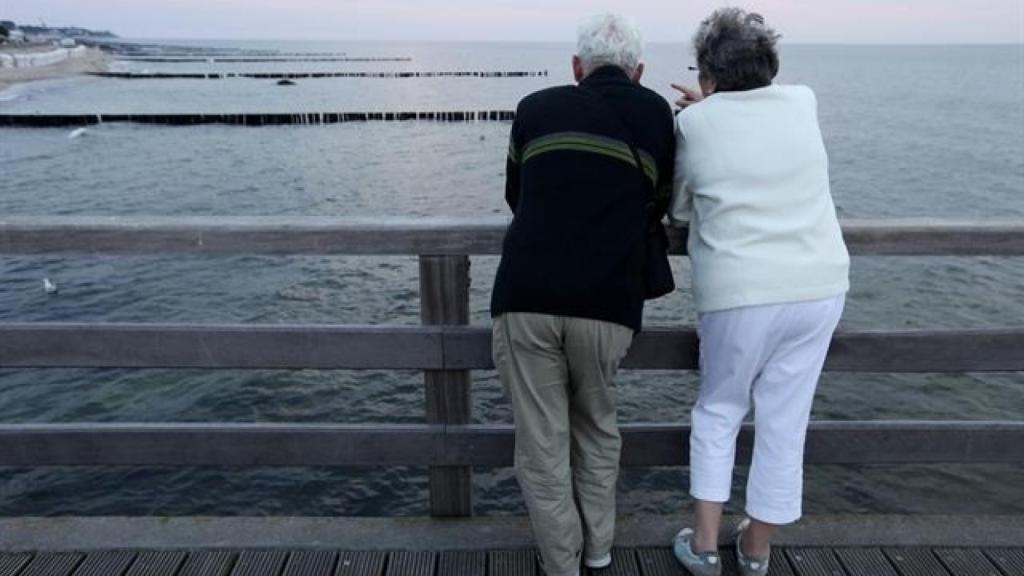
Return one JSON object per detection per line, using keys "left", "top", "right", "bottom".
{"left": 43, "top": 278, "right": 58, "bottom": 294}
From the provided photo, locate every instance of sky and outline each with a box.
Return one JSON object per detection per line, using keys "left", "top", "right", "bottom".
{"left": 2, "top": 0, "right": 1023, "bottom": 43}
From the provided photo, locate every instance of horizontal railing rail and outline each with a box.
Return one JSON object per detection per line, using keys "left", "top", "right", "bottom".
{"left": 1, "top": 422, "right": 1021, "bottom": 467}
{"left": 1, "top": 216, "right": 1022, "bottom": 516}
{"left": 2, "top": 217, "right": 1023, "bottom": 255}
{"left": 2, "top": 324, "right": 1023, "bottom": 372}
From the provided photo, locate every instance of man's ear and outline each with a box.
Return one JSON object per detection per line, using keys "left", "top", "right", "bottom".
{"left": 631, "top": 62, "right": 645, "bottom": 83}
{"left": 572, "top": 55, "right": 585, "bottom": 83}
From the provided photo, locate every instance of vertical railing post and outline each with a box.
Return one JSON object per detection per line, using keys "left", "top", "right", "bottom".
{"left": 419, "top": 254, "right": 472, "bottom": 517}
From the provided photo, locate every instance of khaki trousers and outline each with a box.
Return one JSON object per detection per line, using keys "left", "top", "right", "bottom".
{"left": 493, "top": 313, "right": 634, "bottom": 576}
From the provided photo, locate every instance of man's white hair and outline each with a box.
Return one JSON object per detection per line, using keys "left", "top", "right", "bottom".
{"left": 576, "top": 13, "right": 643, "bottom": 76}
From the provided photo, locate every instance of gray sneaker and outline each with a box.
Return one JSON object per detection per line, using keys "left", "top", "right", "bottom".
{"left": 734, "top": 519, "right": 770, "bottom": 576}
{"left": 672, "top": 528, "right": 721, "bottom": 576}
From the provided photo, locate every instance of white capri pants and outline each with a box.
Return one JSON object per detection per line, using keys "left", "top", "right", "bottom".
{"left": 690, "top": 294, "right": 845, "bottom": 525}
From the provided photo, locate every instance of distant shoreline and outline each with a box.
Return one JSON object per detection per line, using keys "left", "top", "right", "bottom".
{"left": 0, "top": 47, "right": 110, "bottom": 94}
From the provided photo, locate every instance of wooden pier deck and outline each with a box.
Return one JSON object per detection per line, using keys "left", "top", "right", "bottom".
{"left": 2, "top": 546, "right": 1023, "bottom": 576}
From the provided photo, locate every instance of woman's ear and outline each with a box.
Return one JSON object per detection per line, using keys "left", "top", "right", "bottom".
{"left": 699, "top": 74, "right": 716, "bottom": 96}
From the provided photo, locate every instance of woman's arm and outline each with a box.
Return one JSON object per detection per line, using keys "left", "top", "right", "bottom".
{"left": 668, "top": 122, "right": 692, "bottom": 227}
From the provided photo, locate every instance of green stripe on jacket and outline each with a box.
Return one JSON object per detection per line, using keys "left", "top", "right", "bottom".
{"left": 512, "top": 131, "right": 657, "bottom": 185}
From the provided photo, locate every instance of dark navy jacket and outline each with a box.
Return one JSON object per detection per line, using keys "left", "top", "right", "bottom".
{"left": 491, "top": 66, "right": 676, "bottom": 331}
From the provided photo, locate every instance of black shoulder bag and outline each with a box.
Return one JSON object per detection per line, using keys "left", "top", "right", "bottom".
{"left": 584, "top": 88, "right": 675, "bottom": 300}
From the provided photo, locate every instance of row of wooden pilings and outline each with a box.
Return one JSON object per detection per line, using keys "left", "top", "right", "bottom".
{"left": 91, "top": 71, "right": 549, "bottom": 80}
{"left": 114, "top": 56, "right": 414, "bottom": 63}
{"left": 0, "top": 111, "right": 518, "bottom": 127}
{"left": 107, "top": 51, "right": 351, "bottom": 58}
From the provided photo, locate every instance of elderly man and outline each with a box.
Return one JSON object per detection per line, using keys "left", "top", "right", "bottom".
{"left": 491, "top": 14, "right": 676, "bottom": 576}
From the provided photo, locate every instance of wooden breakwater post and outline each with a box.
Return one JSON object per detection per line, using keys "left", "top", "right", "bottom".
{"left": 0, "top": 112, "right": 518, "bottom": 127}
{"left": 89, "top": 70, "right": 549, "bottom": 80}
{"left": 420, "top": 255, "right": 473, "bottom": 517}
{"left": 114, "top": 56, "right": 415, "bottom": 63}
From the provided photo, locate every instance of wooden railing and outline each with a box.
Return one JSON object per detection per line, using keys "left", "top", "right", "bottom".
{"left": 1, "top": 217, "right": 1022, "bottom": 517}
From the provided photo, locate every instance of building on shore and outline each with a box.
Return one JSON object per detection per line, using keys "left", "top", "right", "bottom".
{"left": 0, "top": 21, "right": 27, "bottom": 44}
{"left": 2, "top": 21, "right": 114, "bottom": 45}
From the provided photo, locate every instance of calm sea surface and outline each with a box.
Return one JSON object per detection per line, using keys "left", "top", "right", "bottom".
{"left": 1, "top": 41, "right": 1023, "bottom": 517}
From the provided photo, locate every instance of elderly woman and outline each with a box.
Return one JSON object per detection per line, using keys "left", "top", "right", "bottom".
{"left": 667, "top": 8, "right": 850, "bottom": 576}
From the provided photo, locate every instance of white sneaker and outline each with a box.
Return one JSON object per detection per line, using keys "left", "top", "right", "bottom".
{"left": 584, "top": 553, "right": 612, "bottom": 569}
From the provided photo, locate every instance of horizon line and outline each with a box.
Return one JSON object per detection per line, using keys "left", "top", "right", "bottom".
{"left": 110, "top": 36, "right": 1024, "bottom": 46}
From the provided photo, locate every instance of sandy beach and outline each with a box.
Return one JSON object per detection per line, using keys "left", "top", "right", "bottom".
{"left": 0, "top": 47, "right": 110, "bottom": 93}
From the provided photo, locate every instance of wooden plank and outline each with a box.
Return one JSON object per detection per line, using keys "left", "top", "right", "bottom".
{"left": 282, "top": 551, "right": 337, "bottom": 576}
{"left": 176, "top": 550, "right": 237, "bottom": 576}
{"left": 720, "top": 549, "right": 740, "bottom": 575}
{"left": 883, "top": 548, "right": 951, "bottom": 576}
{"left": 0, "top": 324, "right": 443, "bottom": 369}
{"left": 488, "top": 550, "right": 537, "bottom": 576}
{"left": 635, "top": 548, "right": 687, "bottom": 576}
{"left": 799, "top": 421, "right": 1024, "bottom": 465}
{"left": 593, "top": 548, "right": 641, "bottom": 576}
{"left": 838, "top": 219, "right": 1024, "bottom": 256}
{"left": 3, "top": 324, "right": 1022, "bottom": 373}
{"left": 1, "top": 421, "right": 1022, "bottom": 467}
{"left": 334, "top": 552, "right": 386, "bottom": 576}
{"left": 984, "top": 549, "right": 1024, "bottom": 576}
{"left": 442, "top": 421, "right": 1024, "bottom": 466}
{"left": 0, "top": 216, "right": 509, "bottom": 256}
{"left": 436, "top": 551, "right": 485, "bottom": 576}
{"left": 1, "top": 217, "right": 1022, "bottom": 256}
{"left": 443, "top": 327, "right": 1024, "bottom": 372}
{"left": 785, "top": 548, "right": 846, "bottom": 576}
{"left": 770, "top": 548, "right": 799, "bottom": 576}
{"left": 439, "top": 325, "right": 693, "bottom": 370}
{"left": 72, "top": 551, "right": 136, "bottom": 576}
{"left": 0, "top": 423, "right": 442, "bottom": 466}
{"left": 420, "top": 255, "right": 473, "bottom": 518}
{"left": 124, "top": 551, "right": 188, "bottom": 576}
{"left": 720, "top": 548, "right": 797, "bottom": 576}
{"left": 821, "top": 329, "right": 1024, "bottom": 373}
{"left": 229, "top": 550, "right": 287, "bottom": 576}
{"left": 0, "top": 554, "right": 32, "bottom": 576}
{"left": 427, "top": 465, "right": 472, "bottom": 518}
{"left": 834, "top": 548, "right": 898, "bottom": 576}
{"left": 671, "top": 219, "right": 1024, "bottom": 257}
{"left": 384, "top": 551, "right": 435, "bottom": 576}
{"left": 933, "top": 549, "right": 1003, "bottom": 576}
{"left": 420, "top": 256, "right": 470, "bottom": 327}
{"left": 18, "top": 553, "right": 85, "bottom": 576}
{"left": 620, "top": 329, "right": 700, "bottom": 371}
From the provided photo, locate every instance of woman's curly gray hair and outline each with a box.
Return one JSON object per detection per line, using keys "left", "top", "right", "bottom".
{"left": 693, "top": 7, "right": 781, "bottom": 91}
